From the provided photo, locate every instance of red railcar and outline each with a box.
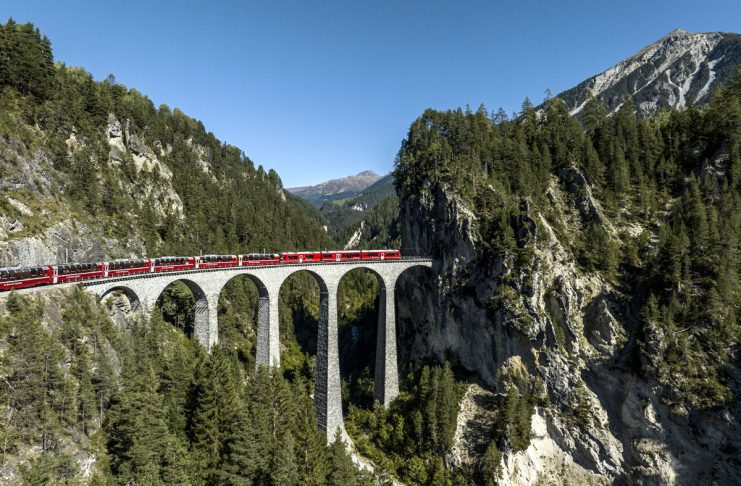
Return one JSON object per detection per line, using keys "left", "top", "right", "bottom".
{"left": 0, "top": 266, "right": 53, "bottom": 291}
{"left": 320, "top": 250, "right": 362, "bottom": 262}
{"left": 107, "top": 259, "right": 152, "bottom": 278}
{"left": 280, "top": 251, "right": 323, "bottom": 264}
{"left": 361, "top": 249, "right": 401, "bottom": 260}
{"left": 197, "top": 255, "right": 237, "bottom": 269}
{"left": 240, "top": 253, "right": 280, "bottom": 265}
{"left": 54, "top": 262, "right": 105, "bottom": 284}
{"left": 152, "top": 256, "right": 195, "bottom": 273}
{"left": 0, "top": 249, "right": 407, "bottom": 292}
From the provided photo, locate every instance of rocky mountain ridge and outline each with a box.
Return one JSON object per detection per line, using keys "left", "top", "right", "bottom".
{"left": 287, "top": 170, "right": 382, "bottom": 207}
{"left": 558, "top": 29, "right": 741, "bottom": 117}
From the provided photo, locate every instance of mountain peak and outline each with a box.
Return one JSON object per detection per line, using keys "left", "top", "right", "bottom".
{"left": 558, "top": 30, "right": 740, "bottom": 117}
{"left": 287, "top": 171, "right": 384, "bottom": 207}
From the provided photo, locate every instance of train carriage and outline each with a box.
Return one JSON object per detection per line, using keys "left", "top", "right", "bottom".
{"left": 240, "top": 253, "right": 280, "bottom": 265}
{"left": 106, "top": 258, "right": 151, "bottom": 278}
{"left": 280, "top": 251, "right": 323, "bottom": 264}
{"left": 321, "top": 250, "right": 362, "bottom": 262}
{"left": 196, "top": 255, "right": 237, "bottom": 269}
{"left": 54, "top": 262, "right": 105, "bottom": 284}
{"left": 0, "top": 266, "right": 53, "bottom": 291}
{"left": 152, "top": 256, "right": 195, "bottom": 273}
{"left": 360, "top": 249, "right": 401, "bottom": 260}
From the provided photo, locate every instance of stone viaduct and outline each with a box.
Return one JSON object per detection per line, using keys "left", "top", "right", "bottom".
{"left": 83, "top": 259, "right": 433, "bottom": 440}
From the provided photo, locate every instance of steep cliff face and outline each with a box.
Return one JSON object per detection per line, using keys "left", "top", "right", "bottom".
{"left": 396, "top": 174, "right": 739, "bottom": 484}
{"left": 0, "top": 111, "right": 207, "bottom": 267}
{"left": 0, "top": 134, "right": 143, "bottom": 267}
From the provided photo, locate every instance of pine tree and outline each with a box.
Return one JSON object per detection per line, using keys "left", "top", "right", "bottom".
{"left": 272, "top": 430, "right": 299, "bottom": 485}
{"left": 219, "top": 401, "right": 263, "bottom": 485}
{"left": 327, "top": 433, "right": 358, "bottom": 486}
{"left": 478, "top": 442, "right": 502, "bottom": 486}
{"left": 189, "top": 355, "right": 221, "bottom": 484}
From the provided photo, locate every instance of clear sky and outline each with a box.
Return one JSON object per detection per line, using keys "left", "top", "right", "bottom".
{"left": 3, "top": 1, "right": 740, "bottom": 187}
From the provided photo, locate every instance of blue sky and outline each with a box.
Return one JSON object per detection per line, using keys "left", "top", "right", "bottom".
{"left": 3, "top": 1, "right": 740, "bottom": 187}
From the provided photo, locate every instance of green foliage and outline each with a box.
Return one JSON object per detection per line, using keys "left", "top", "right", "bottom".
{"left": 345, "top": 362, "right": 464, "bottom": 484}
{"left": 0, "top": 287, "right": 377, "bottom": 484}
{"left": 477, "top": 442, "right": 502, "bottom": 486}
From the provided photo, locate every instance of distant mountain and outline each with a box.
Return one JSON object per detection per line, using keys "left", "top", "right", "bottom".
{"left": 323, "top": 174, "right": 395, "bottom": 212}
{"left": 287, "top": 170, "right": 383, "bottom": 207}
{"left": 313, "top": 174, "right": 397, "bottom": 245}
{"left": 559, "top": 29, "right": 740, "bottom": 117}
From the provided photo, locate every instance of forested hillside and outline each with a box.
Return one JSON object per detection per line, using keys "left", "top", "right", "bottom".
{"left": 389, "top": 70, "right": 740, "bottom": 482}
{"left": 319, "top": 175, "right": 400, "bottom": 249}
{"left": 0, "top": 19, "right": 332, "bottom": 268}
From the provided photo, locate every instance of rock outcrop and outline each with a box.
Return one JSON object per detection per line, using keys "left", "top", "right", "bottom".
{"left": 395, "top": 174, "right": 740, "bottom": 484}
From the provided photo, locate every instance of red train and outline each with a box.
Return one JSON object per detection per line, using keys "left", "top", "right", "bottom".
{"left": 0, "top": 249, "right": 401, "bottom": 292}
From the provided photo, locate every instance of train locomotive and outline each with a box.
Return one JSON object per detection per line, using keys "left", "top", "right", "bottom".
{"left": 0, "top": 249, "right": 401, "bottom": 292}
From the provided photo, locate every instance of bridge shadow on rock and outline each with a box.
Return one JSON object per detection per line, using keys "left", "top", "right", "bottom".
{"left": 395, "top": 266, "right": 438, "bottom": 378}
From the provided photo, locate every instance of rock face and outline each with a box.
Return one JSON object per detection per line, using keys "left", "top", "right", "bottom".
{"left": 558, "top": 29, "right": 741, "bottom": 118}
{"left": 395, "top": 175, "right": 740, "bottom": 484}
{"left": 0, "top": 136, "right": 143, "bottom": 268}
{"left": 0, "top": 111, "right": 217, "bottom": 269}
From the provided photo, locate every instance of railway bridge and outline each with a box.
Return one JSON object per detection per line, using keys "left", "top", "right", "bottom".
{"left": 83, "top": 258, "right": 434, "bottom": 440}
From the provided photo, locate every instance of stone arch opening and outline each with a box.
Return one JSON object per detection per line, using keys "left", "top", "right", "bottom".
{"left": 155, "top": 279, "right": 209, "bottom": 343}
{"left": 336, "top": 267, "right": 384, "bottom": 410}
{"left": 217, "top": 273, "right": 269, "bottom": 368}
{"left": 278, "top": 269, "right": 328, "bottom": 381}
{"left": 100, "top": 286, "right": 142, "bottom": 324}
{"left": 394, "top": 265, "right": 438, "bottom": 376}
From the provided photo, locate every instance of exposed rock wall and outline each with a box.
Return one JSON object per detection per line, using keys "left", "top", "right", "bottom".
{"left": 396, "top": 175, "right": 740, "bottom": 484}
{"left": 0, "top": 113, "right": 214, "bottom": 268}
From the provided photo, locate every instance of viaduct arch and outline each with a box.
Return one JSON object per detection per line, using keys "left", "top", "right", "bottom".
{"left": 85, "top": 259, "right": 434, "bottom": 440}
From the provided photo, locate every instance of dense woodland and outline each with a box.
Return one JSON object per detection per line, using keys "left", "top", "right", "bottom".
{"left": 395, "top": 71, "right": 740, "bottom": 412}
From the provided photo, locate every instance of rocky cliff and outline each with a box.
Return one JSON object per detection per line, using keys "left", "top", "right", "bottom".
{"left": 395, "top": 169, "right": 739, "bottom": 484}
